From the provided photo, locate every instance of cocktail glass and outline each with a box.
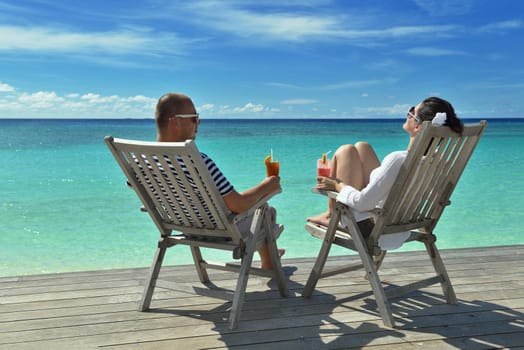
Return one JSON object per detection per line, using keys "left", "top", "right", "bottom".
{"left": 266, "top": 159, "right": 280, "bottom": 176}
{"left": 317, "top": 159, "right": 331, "bottom": 177}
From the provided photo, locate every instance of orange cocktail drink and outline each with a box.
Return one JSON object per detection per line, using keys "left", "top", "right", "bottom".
{"left": 266, "top": 160, "right": 280, "bottom": 176}
{"left": 264, "top": 152, "right": 280, "bottom": 176}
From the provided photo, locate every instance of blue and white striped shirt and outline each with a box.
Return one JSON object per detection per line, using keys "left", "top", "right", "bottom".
{"left": 200, "top": 153, "right": 234, "bottom": 196}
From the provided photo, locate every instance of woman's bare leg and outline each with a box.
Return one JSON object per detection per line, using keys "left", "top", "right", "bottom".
{"left": 307, "top": 144, "right": 366, "bottom": 226}
{"left": 355, "top": 141, "right": 380, "bottom": 186}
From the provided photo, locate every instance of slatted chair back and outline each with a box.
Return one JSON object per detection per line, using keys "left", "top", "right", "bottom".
{"left": 106, "top": 138, "right": 243, "bottom": 243}
{"left": 369, "top": 121, "right": 487, "bottom": 250}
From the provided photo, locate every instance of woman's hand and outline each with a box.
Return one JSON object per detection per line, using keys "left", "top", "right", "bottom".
{"left": 316, "top": 176, "right": 342, "bottom": 192}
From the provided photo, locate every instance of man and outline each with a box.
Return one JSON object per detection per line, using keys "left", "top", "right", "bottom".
{"left": 155, "top": 92, "right": 284, "bottom": 269}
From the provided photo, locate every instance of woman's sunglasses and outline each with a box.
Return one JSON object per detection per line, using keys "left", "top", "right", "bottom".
{"left": 407, "top": 106, "right": 422, "bottom": 123}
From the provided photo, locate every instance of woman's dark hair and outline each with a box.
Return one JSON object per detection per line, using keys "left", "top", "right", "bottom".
{"left": 416, "top": 96, "right": 463, "bottom": 134}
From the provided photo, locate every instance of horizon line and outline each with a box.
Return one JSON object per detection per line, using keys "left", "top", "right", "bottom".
{"left": 0, "top": 116, "right": 521, "bottom": 121}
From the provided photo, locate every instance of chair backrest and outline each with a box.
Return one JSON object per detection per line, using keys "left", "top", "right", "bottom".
{"left": 105, "top": 137, "right": 243, "bottom": 243}
{"left": 370, "top": 121, "right": 487, "bottom": 242}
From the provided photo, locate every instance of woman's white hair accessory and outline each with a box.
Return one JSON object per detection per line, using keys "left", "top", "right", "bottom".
{"left": 432, "top": 112, "right": 447, "bottom": 126}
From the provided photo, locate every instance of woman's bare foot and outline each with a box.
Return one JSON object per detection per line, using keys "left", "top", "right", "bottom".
{"left": 306, "top": 212, "right": 331, "bottom": 227}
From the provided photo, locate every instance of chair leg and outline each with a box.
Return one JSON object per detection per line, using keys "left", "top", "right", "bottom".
{"left": 267, "top": 234, "right": 288, "bottom": 297}
{"left": 262, "top": 207, "right": 288, "bottom": 297}
{"left": 229, "top": 233, "right": 257, "bottom": 330}
{"left": 228, "top": 204, "right": 270, "bottom": 330}
{"left": 190, "top": 246, "right": 210, "bottom": 284}
{"left": 302, "top": 209, "right": 341, "bottom": 298}
{"left": 351, "top": 225, "right": 395, "bottom": 328}
{"left": 138, "top": 238, "right": 169, "bottom": 311}
{"left": 425, "top": 239, "right": 457, "bottom": 304}
{"left": 364, "top": 250, "right": 386, "bottom": 281}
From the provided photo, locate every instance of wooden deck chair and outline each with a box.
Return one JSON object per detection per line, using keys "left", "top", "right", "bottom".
{"left": 105, "top": 137, "right": 288, "bottom": 330}
{"left": 302, "top": 120, "right": 487, "bottom": 328}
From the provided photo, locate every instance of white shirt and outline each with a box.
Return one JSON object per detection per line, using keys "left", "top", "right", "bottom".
{"left": 336, "top": 150, "right": 410, "bottom": 249}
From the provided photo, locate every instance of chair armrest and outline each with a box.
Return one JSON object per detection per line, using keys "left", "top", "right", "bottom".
{"left": 233, "top": 189, "right": 281, "bottom": 223}
{"left": 311, "top": 187, "right": 382, "bottom": 216}
{"left": 311, "top": 187, "right": 338, "bottom": 199}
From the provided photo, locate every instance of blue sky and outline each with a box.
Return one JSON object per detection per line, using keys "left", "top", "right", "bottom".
{"left": 0, "top": 0, "right": 522, "bottom": 119}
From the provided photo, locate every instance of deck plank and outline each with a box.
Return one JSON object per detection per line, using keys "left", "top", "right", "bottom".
{"left": 1, "top": 245, "right": 523, "bottom": 349}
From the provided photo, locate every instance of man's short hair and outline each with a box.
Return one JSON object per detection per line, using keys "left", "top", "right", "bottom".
{"left": 155, "top": 93, "right": 191, "bottom": 130}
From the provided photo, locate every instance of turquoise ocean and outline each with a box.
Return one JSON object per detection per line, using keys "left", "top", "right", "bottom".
{"left": 1, "top": 118, "right": 523, "bottom": 277}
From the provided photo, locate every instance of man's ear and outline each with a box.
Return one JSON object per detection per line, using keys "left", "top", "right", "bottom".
{"left": 169, "top": 116, "right": 180, "bottom": 128}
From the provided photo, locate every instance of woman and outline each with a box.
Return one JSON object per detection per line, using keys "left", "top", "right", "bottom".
{"left": 307, "top": 96, "right": 464, "bottom": 241}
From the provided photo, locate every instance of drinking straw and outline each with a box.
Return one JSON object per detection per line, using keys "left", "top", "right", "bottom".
{"left": 322, "top": 150, "right": 331, "bottom": 163}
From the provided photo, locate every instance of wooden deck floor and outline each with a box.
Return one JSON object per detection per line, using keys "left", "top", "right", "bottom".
{"left": 1, "top": 245, "right": 524, "bottom": 349}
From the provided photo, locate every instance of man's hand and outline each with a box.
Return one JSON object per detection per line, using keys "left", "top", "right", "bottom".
{"left": 261, "top": 175, "right": 281, "bottom": 193}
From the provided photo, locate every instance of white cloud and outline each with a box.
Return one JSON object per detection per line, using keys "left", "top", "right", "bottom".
{"left": 81, "top": 93, "right": 119, "bottom": 104}
{"left": 184, "top": 2, "right": 457, "bottom": 43}
{"left": 271, "top": 78, "right": 390, "bottom": 92}
{"left": 199, "top": 103, "right": 215, "bottom": 112}
{"left": 200, "top": 102, "right": 280, "bottom": 117}
{"left": 0, "top": 86, "right": 157, "bottom": 118}
{"left": 0, "top": 82, "right": 15, "bottom": 92}
{"left": 233, "top": 102, "right": 265, "bottom": 113}
{"left": 0, "top": 25, "right": 187, "bottom": 56}
{"left": 267, "top": 82, "right": 303, "bottom": 89}
{"left": 281, "top": 98, "right": 318, "bottom": 105}
{"left": 320, "top": 79, "right": 383, "bottom": 90}
{"left": 18, "top": 91, "right": 64, "bottom": 106}
{"left": 33, "top": 96, "right": 277, "bottom": 118}
{"left": 479, "top": 20, "right": 522, "bottom": 33}
{"left": 407, "top": 47, "right": 466, "bottom": 56}
{"left": 465, "top": 81, "right": 524, "bottom": 90}
{"left": 343, "top": 25, "right": 457, "bottom": 40}
{"left": 357, "top": 103, "right": 412, "bottom": 116}
{"left": 123, "top": 95, "right": 152, "bottom": 103}
{"left": 185, "top": 2, "right": 339, "bottom": 42}
{"left": 413, "top": 0, "right": 473, "bottom": 16}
